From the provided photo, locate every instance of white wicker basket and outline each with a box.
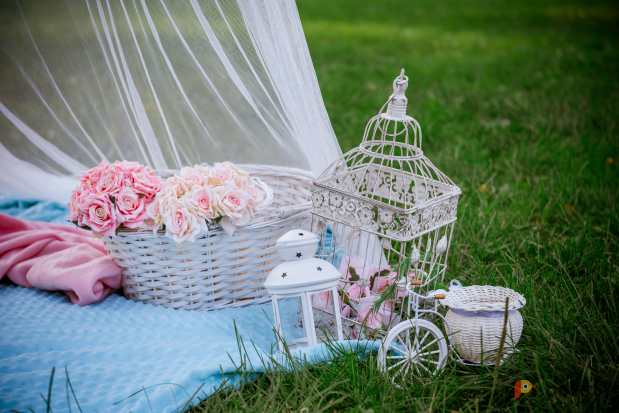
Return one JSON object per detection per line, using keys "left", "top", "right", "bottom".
{"left": 102, "top": 165, "right": 313, "bottom": 311}
{"left": 441, "top": 286, "right": 526, "bottom": 364}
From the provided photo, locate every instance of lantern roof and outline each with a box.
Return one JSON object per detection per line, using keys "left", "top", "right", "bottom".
{"left": 265, "top": 230, "right": 340, "bottom": 294}
{"left": 275, "top": 229, "right": 320, "bottom": 249}
{"left": 264, "top": 257, "right": 341, "bottom": 294}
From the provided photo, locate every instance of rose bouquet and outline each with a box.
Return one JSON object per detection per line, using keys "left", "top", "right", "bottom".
{"left": 70, "top": 161, "right": 265, "bottom": 248}
{"left": 69, "top": 161, "right": 162, "bottom": 237}
{"left": 145, "top": 162, "right": 265, "bottom": 247}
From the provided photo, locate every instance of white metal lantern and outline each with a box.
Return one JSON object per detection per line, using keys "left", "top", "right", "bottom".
{"left": 264, "top": 230, "right": 344, "bottom": 351}
{"left": 311, "top": 69, "right": 461, "bottom": 331}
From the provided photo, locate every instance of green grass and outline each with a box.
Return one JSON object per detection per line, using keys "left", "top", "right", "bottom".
{"left": 191, "top": 0, "right": 619, "bottom": 411}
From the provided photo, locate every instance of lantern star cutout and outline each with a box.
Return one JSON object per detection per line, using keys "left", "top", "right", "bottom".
{"left": 281, "top": 272, "right": 288, "bottom": 278}
{"left": 296, "top": 252, "right": 302, "bottom": 258}
{"left": 317, "top": 266, "right": 322, "bottom": 271}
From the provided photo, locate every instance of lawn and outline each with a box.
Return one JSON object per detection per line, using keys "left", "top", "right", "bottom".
{"left": 192, "top": 0, "right": 619, "bottom": 411}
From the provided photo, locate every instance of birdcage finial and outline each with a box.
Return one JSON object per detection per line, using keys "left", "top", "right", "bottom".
{"left": 386, "top": 69, "right": 409, "bottom": 119}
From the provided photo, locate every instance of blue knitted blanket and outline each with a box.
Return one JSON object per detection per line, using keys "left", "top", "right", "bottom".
{"left": 0, "top": 196, "right": 371, "bottom": 412}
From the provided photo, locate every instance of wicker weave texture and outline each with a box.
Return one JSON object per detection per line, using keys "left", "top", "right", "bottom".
{"left": 102, "top": 165, "right": 313, "bottom": 310}
{"left": 446, "top": 309, "right": 523, "bottom": 364}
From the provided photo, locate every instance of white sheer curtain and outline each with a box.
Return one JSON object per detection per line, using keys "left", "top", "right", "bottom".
{"left": 0, "top": 0, "right": 341, "bottom": 203}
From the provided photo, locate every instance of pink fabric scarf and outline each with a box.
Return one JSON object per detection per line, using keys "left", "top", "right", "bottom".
{"left": 0, "top": 212, "right": 121, "bottom": 305}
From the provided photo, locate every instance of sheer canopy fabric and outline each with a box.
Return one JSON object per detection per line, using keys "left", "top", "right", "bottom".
{"left": 0, "top": 0, "right": 341, "bottom": 203}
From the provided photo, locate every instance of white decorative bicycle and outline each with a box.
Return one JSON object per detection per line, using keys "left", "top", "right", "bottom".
{"left": 377, "top": 279, "right": 526, "bottom": 382}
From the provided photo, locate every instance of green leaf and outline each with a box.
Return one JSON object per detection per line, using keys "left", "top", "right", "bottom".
{"left": 436, "top": 282, "right": 449, "bottom": 291}
{"left": 109, "top": 196, "right": 116, "bottom": 205}
{"left": 339, "top": 289, "right": 352, "bottom": 307}
{"left": 115, "top": 223, "right": 124, "bottom": 236}
{"left": 369, "top": 268, "right": 391, "bottom": 290}
{"left": 138, "top": 193, "right": 145, "bottom": 199}
{"left": 348, "top": 267, "right": 360, "bottom": 282}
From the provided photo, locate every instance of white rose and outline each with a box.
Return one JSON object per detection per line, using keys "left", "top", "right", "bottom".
{"left": 162, "top": 175, "right": 189, "bottom": 197}
{"left": 213, "top": 182, "right": 250, "bottom": 219}
{"left": 180, "top": 166, "right": 205, "bottom": 188}
{"left": 213, "top": 182, "right": 253, "bottom": 236}
{"left": 245, "top": 185, "right": 264, "bottom": 208}
{"left": 187, "top": 186, "right": 218, "bottom": 221}
{"left": 210, "top": 164, "right": 236, "bottom": 187}
{"left": 163, "top": 198, "right": 203, "bottom": 248}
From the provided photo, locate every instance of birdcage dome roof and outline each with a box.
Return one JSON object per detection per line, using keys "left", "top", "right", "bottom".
{"left": 314, "top": 70, "right": 460, "bottom": 212}
{"left": 312, "top": 70, "right": 461, "bottom": 242}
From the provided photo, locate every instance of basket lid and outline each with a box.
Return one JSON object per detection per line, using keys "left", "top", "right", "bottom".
{"left": 440, "top": 285, "right": 526, "bottom": 312}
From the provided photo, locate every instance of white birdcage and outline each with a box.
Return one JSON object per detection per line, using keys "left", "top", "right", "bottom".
{"left": 310, "top": 69, "right": 461, "bottom": 333}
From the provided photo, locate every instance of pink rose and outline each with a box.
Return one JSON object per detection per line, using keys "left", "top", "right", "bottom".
{"left": 193, "top": 164, "right": 211, "bottom": 176}
{"left": 344, "top": 283, "right": 363, "bottom": 300}
{"left": 78, "top": 193, "right": 120, "bottom": 237}
{"left": 311, "top": 291, "right": 334, "bottom": 312}
{"left": 162, "top": 175, "right": 189, "bottom": 197}
{"left": 214, "top": 183, "right": 250, "bottom": 220}
{"left": 358, "top": 306, "right": 383, "bottom": 329}
{"left": 79, "top": 162, "right": 107, "bottom": 192}
{"left": 180, "top": 166, "right": 205, "bottom": 187}
{"left": 221, "top": 161, "right": 248, "bottom": 177}
{"left": 339, "top": 255, "right": 372, "bottom": 281}
{"left": 338, "top": 254, "right": 391, "bottom": 292}
{"left": 211, "top": 167, "right": 234, "bottom": 186}
{"left": 113, "top": 160, "right": 144, "bottom": 181}
{"left": 146, "top": 197, "right": 161, "bottom": 220}
{"left": 217, "top": 162, "right": 250, "bottom": 189}
{"left": 214, "top": 182, "right": 252, "bottom": 236}
{"left": 144, "top": 196, "right": 164, "bottom": 234}
{"left": 187, "top": 186, "right": 218, "bottom": 221}
{"left": 341, "top": 305, "right": 352, "bottom": 319}
{"left": 377, "top": 271, "right": 397, "bottom": 292}
{"left": 156, "top": 187, "right": 183, "bottom": 219}
{"left": 115, "top": 160, "right": 141, "bottom": 169}
{"left": 116, "top": 187, "right": 147, "bottom": 228}
{"left": 131, "top": 170, "right": 162, "bottom": 199}
{"left": 245, "top": 185, "right": 264, "bottom": 207}
{"left": 375, "top": 300, "right": 400, "bottom": 328}
{"left": 377, "top": 271, "right": 406, "bottom": 298}
{"left": 162, "top": 198, "right": 203, "bottom": 247}
{"left": 68, "top": 183, "right": 88, "bottom": 222}
{"left": 96, "top": 163, "right": 125, "bottom": 196}
{"left": 234, "top": 174, "right": 250, "bottom": 190}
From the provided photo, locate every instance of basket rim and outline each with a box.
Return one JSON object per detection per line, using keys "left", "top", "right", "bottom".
{"left": 440, "top": 285, "right": 526, "bottom": 312}
{"left": 116, "top": 164, "right": 313, "bottom": 236}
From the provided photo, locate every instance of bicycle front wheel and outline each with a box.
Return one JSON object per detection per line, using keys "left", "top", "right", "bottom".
{"left": 377, "top": 319, "right": 448, "bottom": 383}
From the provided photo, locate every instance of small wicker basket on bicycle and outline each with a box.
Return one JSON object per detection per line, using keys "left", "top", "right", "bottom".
{"left": 441, "top": 285, "right": 526, "bottom": 364}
